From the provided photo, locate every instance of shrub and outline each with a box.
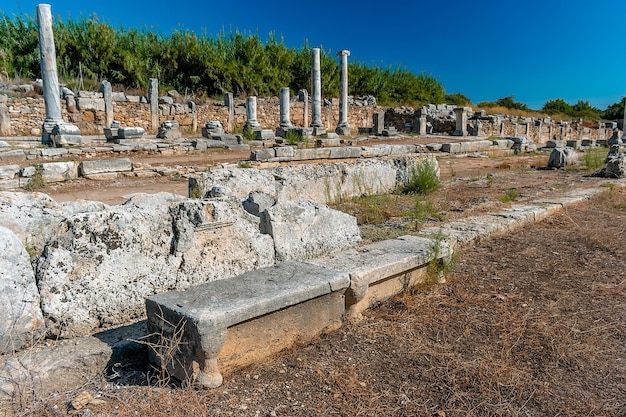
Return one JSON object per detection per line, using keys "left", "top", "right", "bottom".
{"left": 284, "top": 129, "right": 302, "bottom": 145}
{"left": 583, "top": 147, "right": 607, "bottom": 170}
{"left": 24, "top": 165, "right": 45, "bottom": 191}
{"left": 499, "top": 188, "right": 519, "bottom": 203}
{"left": 402, "top": 159, "right": 441, "bottom": 195}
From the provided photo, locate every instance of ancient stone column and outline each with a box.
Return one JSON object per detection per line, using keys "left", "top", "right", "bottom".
{"left": 310, "top": 48, "right": 324, "bottom": 129}
{"left": 245, "top": 96, "right": 261, "bottom": 130}
{"left": 149, "top": 78, "right": 159, "bottom": 131}
{"left": 101, "top": 80, "right": 113, "bottom": 128}
{"left": 37, "top": 4, "right": 82, "bottom": 146}
{"left": 37, "top": 4, "right": 61, "bottom": 125}
{"left": 279, "top": 87, "right": 292, "bottom": 128}
{"left": 622, "top": 98, "right": 626, "bottom": 140}
{"left": 224, "top": 92, "right": 234, "bottom": 133}
{"left": 452, "top": 107, "right": 469, "bottom": 136}
{"left": 335, "top": 50, "right": 350, "bottom": 135}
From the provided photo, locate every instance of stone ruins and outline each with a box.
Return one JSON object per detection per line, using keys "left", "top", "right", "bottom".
{"left": 1, "top": 3, "right": 626, "bottom": 404}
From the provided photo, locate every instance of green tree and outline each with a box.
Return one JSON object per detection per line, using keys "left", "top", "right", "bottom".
{"left": 602, "top": 99, "right": 625, "bottom": 120}
{"left": 542, "top": 98, "right": 572, "bottom": 115}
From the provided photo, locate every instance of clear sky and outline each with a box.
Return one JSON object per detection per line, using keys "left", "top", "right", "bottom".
{"left": 2, "top": 0, "right": 624, "bottom": 110}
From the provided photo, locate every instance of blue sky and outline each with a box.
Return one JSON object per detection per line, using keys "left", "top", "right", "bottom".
{"left": 2, "top": 0, "right": 624, "bottom": 110}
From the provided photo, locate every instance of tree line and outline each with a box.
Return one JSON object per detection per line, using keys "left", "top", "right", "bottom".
{"left": 0, "top": 12, "right": 446, "bottom": 105}
{"left": 477, "top": 96, "right": 623, "bottom": 121}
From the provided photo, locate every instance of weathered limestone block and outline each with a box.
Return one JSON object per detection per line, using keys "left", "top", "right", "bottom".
{"left": 0, "top": 165, "right": 20, "bottom": 180}
{"left": 146, "top": 261, "right": 349, "bottom": 388}
{"left": 260, "top": 200, "right": 361, "bottom": 261}
{"left": 0, "top": 226, "right": 45, "bottom": 353}
{"left": 189, "top": 168, "right": 276, "bottom": 200}
{"left": 0, "top": 192, "right": 69, "bottom": 255}
{"left": 75, "top": 97, "right": 105, "bottom": 112}
{"left": 36, "top": 193, "right": 276, "bottom": 338}
{"left": 40, "top": 148, "right": 69, "bottom": 157}
{"left": 0, "top": 149, "right": 26, "bottom": 161}
{"left": 242, "top": 192, "right": 276, "bottom": 216}
{"left": 117, "top": 127, "right": 145, "bottom": 139}
{"left": 38, "top": 161, "right": 78, "bottom": 183}
{"left": 308, "top": 235, "right": 451, "bottom": 319}
{"left": 328, "top": 146, "right": 362, "bottom": 159}
{"left": 79, "top": 158, "right": 132, "bottom": 177}
{"left": 169, "top": 197, "right": 275, "bottom": 287}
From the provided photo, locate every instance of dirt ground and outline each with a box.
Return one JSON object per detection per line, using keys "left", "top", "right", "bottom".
{"left": 10, "top": 146, "right": 626, "bottom": 416}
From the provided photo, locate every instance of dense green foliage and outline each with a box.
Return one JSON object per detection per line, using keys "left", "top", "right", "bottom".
{"left": 602, "top": 99, "right": 624, "bottom": 120}
{"left": 542, "top": 98, "right": 601, "bottom": 120}
{"left": 0, "top": 12, "right": 445, "bottom": 104}
{"left": 443, "top": 93, "right": 471, "bottom": 106}
{"left": 477, "top": 95, "right": 530, "bottom": 111}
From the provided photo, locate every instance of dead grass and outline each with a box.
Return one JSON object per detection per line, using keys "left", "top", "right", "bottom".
{"left": 15, "top": 170, "right": 626, "bottom": 417}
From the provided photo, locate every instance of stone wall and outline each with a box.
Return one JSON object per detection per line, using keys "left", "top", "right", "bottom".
{"left": 1, "top": 92, "right": 613, "bottom": 145}
{"left": 2, "top": 94, "right": 380, "bottom": 136}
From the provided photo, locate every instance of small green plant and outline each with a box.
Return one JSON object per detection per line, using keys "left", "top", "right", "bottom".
{"left": 284, "top": 129, "right": 303, "bottom": 145}
{"left": 600, "top": 182, "right": 616, "bottom": 189}
{"left": 238, "top": 162, "right": 253, "bottom": 168}
{"left": 170, "top": 172, "right": 182, "bottom": 181}
{"left": 583, "top": 146, "right": 607, "bottom": 170}
{"left": 499, "top": 188, "right": 519, "bottom": 203}
{"left": 242, "top": 127, "right": 257, "bottom": 141}
{"left": 413, "top": 196, "right": 444, "bottom": 229}
{"left": 24, "top": 165, "right": 45, "bottom": 191}
{"left": 402, "top": 159, "right": 441, "bottom": 195}
{"left": 486, "top": 173, "right": 494, "bottom": 187}
{"left": 426, "top": 230, "right": 456, "bottom": 281}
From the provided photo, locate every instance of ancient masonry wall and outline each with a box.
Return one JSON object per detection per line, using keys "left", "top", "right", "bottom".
{"left": 2, "top": 94, "right": 612, "bottom": 145}
{"left": 3, "top": 94, "right": 380, "bottom": 136}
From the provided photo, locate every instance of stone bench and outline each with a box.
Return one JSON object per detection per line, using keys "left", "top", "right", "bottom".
{"left": 307, "top": 235, "right": 451, "bottom": 320}
{"left": 145, "top": 261, "right": 349, "bottom": 388}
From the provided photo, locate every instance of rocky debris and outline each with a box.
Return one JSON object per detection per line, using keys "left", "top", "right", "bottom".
{"left": 260, "top": 200, "right": 361, "bottom": 262}
{"left": 0, "top": 226, "right": 45, "bottom": 354}
{"left": 547, "top": 147, "right": 579, "bottom": 168}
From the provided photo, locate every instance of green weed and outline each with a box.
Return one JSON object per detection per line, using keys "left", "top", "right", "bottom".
{"left": 499, "top": 188, "right": 519, "bottom": 203}
{"left": 402, "top": 159, "right": 441, "bottom": 195}
{"left": 583, "top": 146, "right": 607, "bottom": 170}
{"left": 24, "top": 165, "right": 45, "bottom": 191}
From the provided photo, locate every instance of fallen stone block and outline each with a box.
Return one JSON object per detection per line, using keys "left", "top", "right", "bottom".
{"left": 250, "top": 148, "right": 275, "bottom": 161}
{"left": 0, "top": 165, "right": 19, "bottom": 180}
{"left": 0, "top": 149, "right": 26, "bottom": 161}
{"left": 145, "top": 261, "right": 349, "bottom": 388}
{"left": 260, "top": 200, "right": 361, "bottom": 262}
{"left": 118, "top": 127, "right": 145, "bottom": 139}
{"left": 38, "top": 161, "right": 78, "bottom": 183}
{"left": 79, "top": 158, "right": 132, "bottom": 177}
